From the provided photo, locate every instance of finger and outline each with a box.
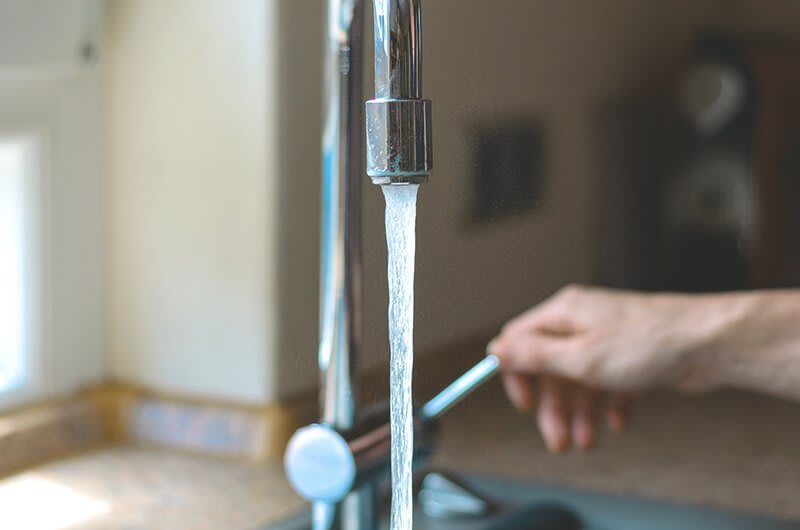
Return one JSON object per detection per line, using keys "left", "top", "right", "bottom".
{"left": 571, "top": 385, "right": 598, "bottom": 450}
{"left": 499, "top": 332, "right": 578, "bottom": 377}
{"left": 499, "top": 285, "right": 588, "bottom": 341}
{"left": 501, "top": 371, "right": 536, "bottom": 412}
{"left": 500, "top": 307, "right": 551, "bottom": 340}
{"left": 606, "top": 393, "right": 635, "bottom": 433}
{"left": 500, "top": 305, "right": 573, "bottom": 342}
{"left": 537, "top": 376, "right": 570, "bottom": 453}
{"left": 487, "top": 336, "right": 505, "bottom": 357}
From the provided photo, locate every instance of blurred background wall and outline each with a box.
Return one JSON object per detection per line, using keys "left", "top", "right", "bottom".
{"left": 274, "top": 0, "right": 738, "bottom": 398}
{"left": 105, "top": 0, "right": 281, "bottom": 403}
{"left": 90, "top": 0, "right": 800, "bottom": 404}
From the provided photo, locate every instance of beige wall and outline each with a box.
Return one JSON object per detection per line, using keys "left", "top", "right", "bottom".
{"left": 274, "top": 0, "right": 733, "bottom": 398}
{"left": 106, "top": 0, "right": 281, "bottom": 403}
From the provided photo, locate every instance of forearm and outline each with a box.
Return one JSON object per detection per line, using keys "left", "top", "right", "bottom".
{"left": 689, "top": 290, "right": 800, "bottom": 399}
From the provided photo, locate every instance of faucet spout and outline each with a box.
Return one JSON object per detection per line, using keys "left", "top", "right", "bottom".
{"left": 287, "top": 1, "right": 432, "bottom": 528}
{"left": 366, "top": 0, "right": 433, "bottom": 185}
{"left": 373, "top": 0, "right": 422, "bottom": 99}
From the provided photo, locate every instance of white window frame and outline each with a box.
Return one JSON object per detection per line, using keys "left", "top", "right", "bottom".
{"left": 0, "top": 127, "right": 51, "bottom": 411}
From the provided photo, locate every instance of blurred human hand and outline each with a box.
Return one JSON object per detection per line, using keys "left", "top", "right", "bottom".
{"left": 489, "top": 285, "right": 715, "bottom": 452}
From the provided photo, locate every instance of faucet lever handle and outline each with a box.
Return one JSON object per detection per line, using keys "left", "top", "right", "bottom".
{"left": 420, "top": 354, "right": 501, "bottom": 421}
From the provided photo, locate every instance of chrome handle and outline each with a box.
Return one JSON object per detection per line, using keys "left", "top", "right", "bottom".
{"left": 420, "top": 354, "right": 500, "bottom": 420}
{"left": 285, "top": 415, "right": 435, "bottom": 504}
{"left": 285, "top": 355, "right": 500, "bottom": 504}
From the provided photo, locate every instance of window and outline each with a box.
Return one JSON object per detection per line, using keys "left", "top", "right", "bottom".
{"left": 0, "top": 135, "right": 41, "bottom": 402}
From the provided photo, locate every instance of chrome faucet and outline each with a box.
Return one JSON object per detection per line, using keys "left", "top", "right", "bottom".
{"left": 318, "top": 0, "right": 432, "bottom": 436}
{"left": 366, "top": 0, "right": 432, "bottom": 185}
{"left": 298, "top": 1, "right": 432, "bottom": 529}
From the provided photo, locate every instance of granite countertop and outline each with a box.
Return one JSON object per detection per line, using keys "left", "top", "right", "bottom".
{"left": 0, "top": 447, "right": 304, "bottom": 530}
{"left": 3, "top": 381, "right": 799, "bottom": 529}
{"left": 432, "top": 382, "right": 800, "bottom": 520}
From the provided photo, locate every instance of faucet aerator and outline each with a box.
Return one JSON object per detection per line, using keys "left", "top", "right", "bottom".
{"left": 366, "top": 98, "right": 433, "bottom": 185}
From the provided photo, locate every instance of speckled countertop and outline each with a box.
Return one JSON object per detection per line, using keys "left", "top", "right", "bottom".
{"left": 3, "top": 382, "right": 799, "bottom": 529}
{"left": 0, "top": 447, "right": 304, "bottom": 530}
{"left": 432, "top": 383, "right": 800, "bottom": 520}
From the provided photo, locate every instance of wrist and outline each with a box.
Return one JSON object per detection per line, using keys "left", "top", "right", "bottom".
{"left": 666, "top": 292, "right": 756, "bottom": 392}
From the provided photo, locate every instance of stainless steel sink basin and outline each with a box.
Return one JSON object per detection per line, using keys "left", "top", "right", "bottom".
{"left": 260, "top": 471, "right": 799, "bottom": 530}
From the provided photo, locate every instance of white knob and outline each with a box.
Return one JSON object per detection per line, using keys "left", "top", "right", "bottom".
{"left": 284, "top": 424, "right": 356, "bottom": 503}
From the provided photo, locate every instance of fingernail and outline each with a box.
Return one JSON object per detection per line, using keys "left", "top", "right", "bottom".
{"left": 541, "top": 416, "right": 569, "bottom": 453}
{"left": 573, "top": 419, "right": 595, "bottom": 450}
{"left": 550, "top": 432, "right": 569, "bottom": 453}
{"left": 514, "top": 393, "right": 534, "bottom": 413}
{"left": 608, "top": 410, "right": 626, "bottom": 433}
{"left": 487, "top": 339, "right": 501, "bottom": 356}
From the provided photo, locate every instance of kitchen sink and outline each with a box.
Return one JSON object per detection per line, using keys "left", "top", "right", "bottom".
{"left": 261, "top": 471, "right": 799, "bottom": 530}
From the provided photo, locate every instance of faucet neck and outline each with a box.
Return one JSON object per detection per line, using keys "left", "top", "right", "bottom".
{"left": 373, "top": 0, "right": 423, "bottom": 99}
{"left": 367, "top": 0, "right": 433, "bottom": 184}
